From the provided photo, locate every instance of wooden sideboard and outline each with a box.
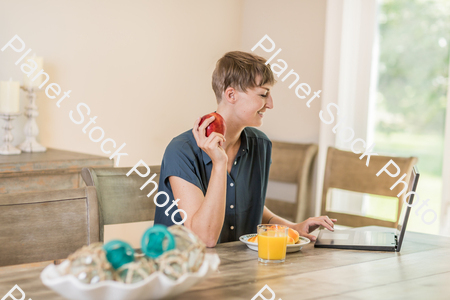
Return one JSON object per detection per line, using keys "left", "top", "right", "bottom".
{"left": 0, "top": 148, "right": 113, "bottom": 194}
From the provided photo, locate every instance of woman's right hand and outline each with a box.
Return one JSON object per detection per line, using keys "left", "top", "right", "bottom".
{"left": 192, "top": 116, "right": 228, "bottom": 165}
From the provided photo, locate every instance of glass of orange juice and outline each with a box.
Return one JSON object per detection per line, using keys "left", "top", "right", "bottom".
{"left": 257, "top": 224, "right": 288, "bottom": 263}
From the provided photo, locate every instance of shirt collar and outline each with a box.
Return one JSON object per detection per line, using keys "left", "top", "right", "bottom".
{"left": 202, "top": 128, "right": 249, "bottom": 165}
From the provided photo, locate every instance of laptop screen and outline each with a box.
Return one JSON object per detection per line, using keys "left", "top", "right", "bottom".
{"left": 395, "top": 166, "right": 420, "bottom": 250}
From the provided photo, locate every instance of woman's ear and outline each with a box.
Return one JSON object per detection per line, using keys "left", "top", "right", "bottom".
{"left": 224, "top": 87, "right": 237, "bottom": 104}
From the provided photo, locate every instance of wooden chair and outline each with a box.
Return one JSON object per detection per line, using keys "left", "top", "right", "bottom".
{"left": 321, "top": 147, "right": 418, "bottom": 228}
{"left": 0, "top": 187, "right": 99, "bottom": 267}
{"left": 265, "top": 141, "right": 318, "bottom": 223}
{"left": 81, "top": 166, "right": 160, "bottom": 242}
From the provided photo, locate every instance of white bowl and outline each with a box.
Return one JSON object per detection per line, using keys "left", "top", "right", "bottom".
{"left": 40, "top": 253, "right": 220, "bottom": 300}
{"left": 239, "top": 234, "right": 310, "bottom": 252}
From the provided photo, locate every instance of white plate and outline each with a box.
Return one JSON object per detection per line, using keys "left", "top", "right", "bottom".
{"left": 239, "top": 234, "right": 310, "bottom": 253}
{"left": 40, "top": 253, "right": 220, "bottom": 300}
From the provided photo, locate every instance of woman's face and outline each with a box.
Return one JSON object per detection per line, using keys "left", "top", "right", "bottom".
{"left": 234, "top": 83, "right": 274, "bottom": 127}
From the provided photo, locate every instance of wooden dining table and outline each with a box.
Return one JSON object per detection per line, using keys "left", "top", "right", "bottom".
{"left": 1, "top": 226, "right": 449, "bottom": 300}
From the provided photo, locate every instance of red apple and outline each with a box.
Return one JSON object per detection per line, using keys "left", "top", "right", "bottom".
{"left": 199, "top": 112, "right": 226, "bottom": 137}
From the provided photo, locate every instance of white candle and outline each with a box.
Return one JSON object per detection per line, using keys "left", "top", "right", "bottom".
{"left": 23, "top": 55, "right": 44, "bottom": 89}
{"left": 0, "top": 79, "right": 20, "bottom": 114}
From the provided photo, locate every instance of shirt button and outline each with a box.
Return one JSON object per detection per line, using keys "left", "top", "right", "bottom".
{"left": 230, "top": 226, "right": 234, "bottom": 230}
{"left": 234, "top": 161, "right": 237, "bottom": 165}
{"left": 230, "top": 205, "right": 234, "bottom": 209}
{"left": 230, "top": 183, "right": 234, "bottom": 187}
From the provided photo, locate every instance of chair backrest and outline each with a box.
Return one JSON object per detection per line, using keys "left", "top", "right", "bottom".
{"left": 265, "top": 141, "right": 318, "bottom": 223}
{"left": 0, "top": 187, "right": 99, "bottom": 267}
{"left": 321, "top": 147, "right": 418, "bottom": 228}
{"left": 81, "top": 166, "right": 160, "bottom": 242}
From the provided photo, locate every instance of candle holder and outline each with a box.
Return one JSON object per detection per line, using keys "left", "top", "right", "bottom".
{"left": 0, "top": 112, "right": 22, "bottom": 155}
{"left": 19, "top": 86, "right": 46, "bottom": 152}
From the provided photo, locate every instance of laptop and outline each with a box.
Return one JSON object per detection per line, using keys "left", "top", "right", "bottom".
{"left": 314, "top": 166, "right": 419, "bottom": 252}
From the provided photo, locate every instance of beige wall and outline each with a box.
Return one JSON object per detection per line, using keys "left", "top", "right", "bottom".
{"left": 242, "top": 0, "right": 326, "bottom": 144}
{"left": 0, "top": 0, "right": 244, "bottom": 167}
{"left": 0, "top": 0, "right": 326, "bottom": 168}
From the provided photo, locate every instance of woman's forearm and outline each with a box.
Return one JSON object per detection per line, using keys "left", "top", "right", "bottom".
{"left": 262, "top": 206, "right": 296, "bottom": 228}
{"left": 189, "top": 163, "right": 228, "bottom": 247}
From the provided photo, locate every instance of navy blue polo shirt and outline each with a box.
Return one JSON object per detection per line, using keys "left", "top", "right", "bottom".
{"left": 154, "top": 127, "right": 272, "bottom": 244}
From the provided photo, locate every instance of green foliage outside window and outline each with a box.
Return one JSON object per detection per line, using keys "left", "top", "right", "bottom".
{"left": 375, "top": 0, "right": 449, "bottom": 177}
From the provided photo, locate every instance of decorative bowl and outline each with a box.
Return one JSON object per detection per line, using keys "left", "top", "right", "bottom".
{"left": 40, "top": 253, "right": 220, "bottom": 300}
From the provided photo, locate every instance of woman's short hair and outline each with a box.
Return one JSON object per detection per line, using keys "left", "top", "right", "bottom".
{"left": 212, "top": 51, "right": 276, "bottom": 103}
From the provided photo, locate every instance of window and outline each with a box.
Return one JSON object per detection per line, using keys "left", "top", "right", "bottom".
{"left": 319, "top": 0, "right": 450, "bottom": 235}
{"left": 368, "top": 0, "right": 450, "bottom": 234}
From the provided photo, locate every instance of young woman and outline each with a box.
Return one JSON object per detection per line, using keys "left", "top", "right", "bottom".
{"left": 154, "top": 51, "right": 336, "bottom": 247}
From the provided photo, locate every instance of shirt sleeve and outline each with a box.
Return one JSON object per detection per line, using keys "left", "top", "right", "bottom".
{"left": 160, "top": 139, "right": 204, "bottom": 193}
{"left": 268, "top": 140, "right": 273, "bottom": 166}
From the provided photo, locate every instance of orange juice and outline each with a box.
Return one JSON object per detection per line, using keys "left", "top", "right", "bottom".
{"left": 258, "top": 231, "right": 287, "bottom": 260}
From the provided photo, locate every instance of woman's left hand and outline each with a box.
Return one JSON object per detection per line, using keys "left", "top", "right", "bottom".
{"left": 292, "top": 216, "right": 337, "bottom": 241}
